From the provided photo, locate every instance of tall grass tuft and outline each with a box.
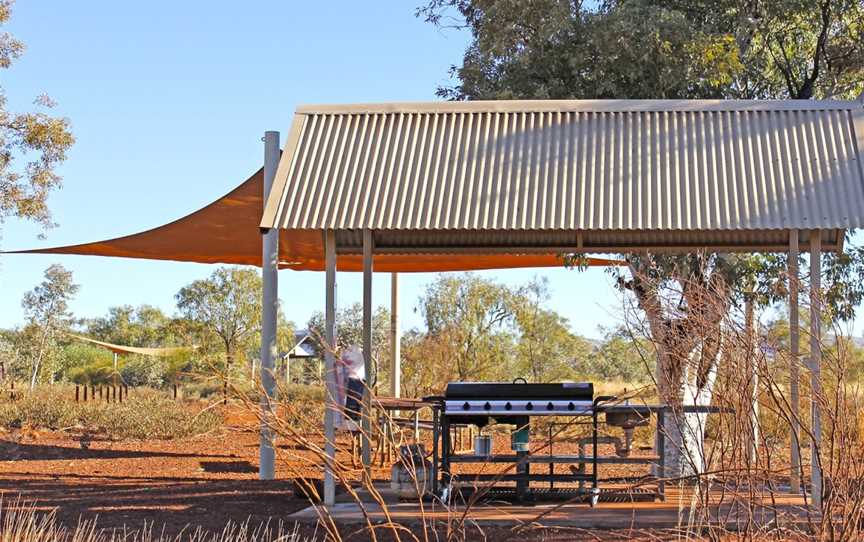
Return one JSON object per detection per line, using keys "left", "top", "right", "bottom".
{"left": 0, "top": 498, "right": 315, "bottom": 542}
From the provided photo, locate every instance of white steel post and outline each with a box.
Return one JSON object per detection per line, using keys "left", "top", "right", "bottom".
{"left": 361, "top": 229, "right": 373, "bottom": 468}
{"left": 789, "top": 230, "right": 801, "bottom": 494}
{"left": 809, "top": 231, "right": 822, "bottom": 509}
{"left": 259, "top": 130, "right": 280, "bottom": 481}
{"left": 324, "top": 230, "right": 338, "bottom": 506}
{"left": 390, "top": 272, "right": 400, "bottom": 398}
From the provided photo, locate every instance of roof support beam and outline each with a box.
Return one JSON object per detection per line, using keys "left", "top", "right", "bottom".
{"left": 324, "top": 230, "right": 338, "bottom": 506}
{"left": 390, "top": 272, "right": 400, "bottom": 398}
{"left": 361, "top": 229, "right": 374, "bottom": 469}
{"left": 259, "top": 130, "right": 279, "bottom": 481}
{"left": 810, "top": 231, "right": 823, "bottom": 510}
{"left": 789, "top": 230, "right": 801, "bottom": 494}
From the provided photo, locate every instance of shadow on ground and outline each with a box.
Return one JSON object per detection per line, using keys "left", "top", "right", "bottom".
{"left": 0, "top": 439, "right": 226, "bottom": 462}
{"left": 0, "top": 475, "right": 306, "bottom": 534}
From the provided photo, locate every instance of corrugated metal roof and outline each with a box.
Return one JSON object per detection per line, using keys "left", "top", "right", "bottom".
{"left": 261, "top": 99, "right": 864, "bottom": 250}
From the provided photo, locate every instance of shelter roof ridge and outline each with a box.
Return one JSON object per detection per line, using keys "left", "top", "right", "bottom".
{"left": 296, "top": 99, "right": 862, "bottom": 115}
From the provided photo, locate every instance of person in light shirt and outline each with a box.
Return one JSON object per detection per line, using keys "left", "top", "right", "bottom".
{"left": 337, "top": 345, "right": 365, "bottom": 432}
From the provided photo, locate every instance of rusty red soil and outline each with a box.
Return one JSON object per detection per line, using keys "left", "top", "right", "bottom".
{"left": 0, "top": 407, "right": 702, "bottom": 541}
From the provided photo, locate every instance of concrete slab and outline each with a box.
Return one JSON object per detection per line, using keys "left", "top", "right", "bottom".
{"left": 288, "top": 490, "right": 810, "bottom": 530}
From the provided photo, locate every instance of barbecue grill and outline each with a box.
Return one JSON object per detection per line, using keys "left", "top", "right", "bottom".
{"left": 424, "top": 380, "right": 729, "bottom": 506}
{"left": 430, "top": 380, "right": 615, "bottom": 506}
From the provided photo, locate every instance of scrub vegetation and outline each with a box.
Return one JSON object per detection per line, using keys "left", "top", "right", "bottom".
{"left": 0, "top": 386, "right": 219, "bottom": 440}
{"left": 1, "top": 266, "right": 653, "bottom": 405}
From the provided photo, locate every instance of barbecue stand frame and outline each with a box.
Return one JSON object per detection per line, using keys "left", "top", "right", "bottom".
{"left": 428, "top": 397, "right": 728, "bottom": 506}
{"left": 429, "top": 395, "right": 616, "bottom": 507}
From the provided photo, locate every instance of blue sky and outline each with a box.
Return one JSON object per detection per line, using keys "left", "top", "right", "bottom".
{"left": 0, "top": 1, "right": 624, "bottom": 339}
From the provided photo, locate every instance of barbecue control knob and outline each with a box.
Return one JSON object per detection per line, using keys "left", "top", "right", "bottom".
{"left": 525, "top": 402, "right": 533, "bottom": 411}
{"left": 462, "top": 402, "right": 471, "bottom": 411}
{"left": 567, "top": 402, "right": 576, "bottom": 411}
{"left": 547, "top": 402, "right": 555, "bottom": 411}
{"left": 483, "top": 402, "right": 491, "bottom": 410}
{"left": 505, "top": 402, "right": 512, "bottom": 410}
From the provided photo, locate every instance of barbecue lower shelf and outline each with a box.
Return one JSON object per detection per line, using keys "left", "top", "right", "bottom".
{"left": 447, "top": 454, "right": 661, "bottom": 464}
{"left": 449, "top": 486, "right": 661, "bottom": 503}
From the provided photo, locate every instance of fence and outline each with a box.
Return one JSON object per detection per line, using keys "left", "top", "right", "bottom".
{"left": 74, "top": 384, "right": 130, "bottom": 403}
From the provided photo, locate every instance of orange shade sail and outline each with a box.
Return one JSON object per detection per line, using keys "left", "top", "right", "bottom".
{"left": 4, "top": 167, "right": 622, "bottom": 272}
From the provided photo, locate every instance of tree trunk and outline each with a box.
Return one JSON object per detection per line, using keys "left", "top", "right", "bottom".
{"left": 29, "top": 330, "right": 50, "bottom": 391}
{"left": 627, "top": 260, "right": 728, "bottom": 479}
{"left": 223, "top": 344, "right": 233, "bottom": 404}
{"left": 656, "top": 338, "right": 722, "bottom": 478}
{"left": 29, "top": 358, "right": 41, "bottom": 391}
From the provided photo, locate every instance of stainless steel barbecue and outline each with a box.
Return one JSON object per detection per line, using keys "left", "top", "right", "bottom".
{"left": 425, "top": 380, "right": 728, "bottom": 506}
{"left": 429, "top": 380, "right": 611, "bottom": 506}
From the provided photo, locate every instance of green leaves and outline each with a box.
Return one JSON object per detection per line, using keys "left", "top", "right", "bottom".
{"left": 423, "top": 0, "right": 864, "bottom": 101}
{"left": 21, "top": 264, "right": 79, "bottom": 330}
{"left": 0, "top": 1, "right": 74, "bottom": 229}
{"left": 175, "top": 267, "right": 262, "bottom": 364}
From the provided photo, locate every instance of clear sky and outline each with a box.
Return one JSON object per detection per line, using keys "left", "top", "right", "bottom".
{"left": 0, "top": 1, "right": 626, "bottom": 339}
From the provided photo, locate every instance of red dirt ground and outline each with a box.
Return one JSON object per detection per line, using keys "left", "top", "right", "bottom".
{"left": 0, "top": 407, "right": 674, "bottom": 541}
{"left": 0, "top": 425, "right": 308, "bottom": 535}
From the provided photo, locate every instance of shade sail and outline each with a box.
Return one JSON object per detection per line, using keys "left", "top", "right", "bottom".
{"left": 3, "top": 166, "right": 622, "bottom": 271}
{"left": 69, "top": 334, "right": 194, "bottom": 357}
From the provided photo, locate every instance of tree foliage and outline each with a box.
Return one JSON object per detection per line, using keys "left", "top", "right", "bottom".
{"left": 20, "top": 264, "right": 79, "bottom": 388}
{"left": 584, "top": 327, "right": 654, "bottom": 383}
{"left": 419, "top": 0, "right": 864, "bottom": 101}
{"left": 86, "top": 305, "right": 173, "bottom": 347}
{"left": 175, "top": 267, "right": 262, "bottom": 368}
{"left": 401, "top": 274, "right": 611, "bottom": 395}
{"left": 511, "top": 277, "right": 593, "bottom": 382}
{"left": 419, "top": 274, "right": 516, "bottom": 380}
{"left": 0, "top": 1, "right": 74, "bottom": 229}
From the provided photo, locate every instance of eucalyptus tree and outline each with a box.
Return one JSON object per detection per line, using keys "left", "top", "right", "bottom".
{"left": 86, "top": 305, "right": 172, "bottom": 347}
{"left": 175, "top": 267, "right": 262, "bottom": 375}
{"left": 21, "top": 264, "right": 79, "bottom": 389}
{"left": 511, "top": 277, "right": 593, "bottom": 383}
{"left": 421, "top": 0, "right": 864, "bottom": 475}
{"left": 420, "top": 274, "right": 518, "bottom": 381}
{"left": 0, "top": 1, "right": 74, "bottom": 230}
{"left": 419, "top": 0, "right": 864, "bottom": 101}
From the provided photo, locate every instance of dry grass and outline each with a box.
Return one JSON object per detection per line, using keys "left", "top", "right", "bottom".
{"left": 0, "top": 498, "right": 314, "bottom": 542}
{"left": 0, "top": 386, "right": 220, "bottom": 440}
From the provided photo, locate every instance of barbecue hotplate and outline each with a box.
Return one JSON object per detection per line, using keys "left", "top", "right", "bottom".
{"left": 443, "top": 381, "right": 594, "bottom": 417}
{"left": 445, "top": 382, "right": 593, "bottom": 399}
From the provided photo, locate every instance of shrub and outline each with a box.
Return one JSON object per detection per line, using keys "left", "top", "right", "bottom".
{"left": 67, "top": 359, "right": 114, "bottom": 385}
{"left": 120, "top": 356, "right": 167, "bottom": 388}
{"left": 0, "top": 386, "right": 220, "bottom": 440}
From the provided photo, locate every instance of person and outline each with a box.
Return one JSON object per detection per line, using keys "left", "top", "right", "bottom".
{"left": 338, "top": 345, "right": 365, "bottom": 432}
